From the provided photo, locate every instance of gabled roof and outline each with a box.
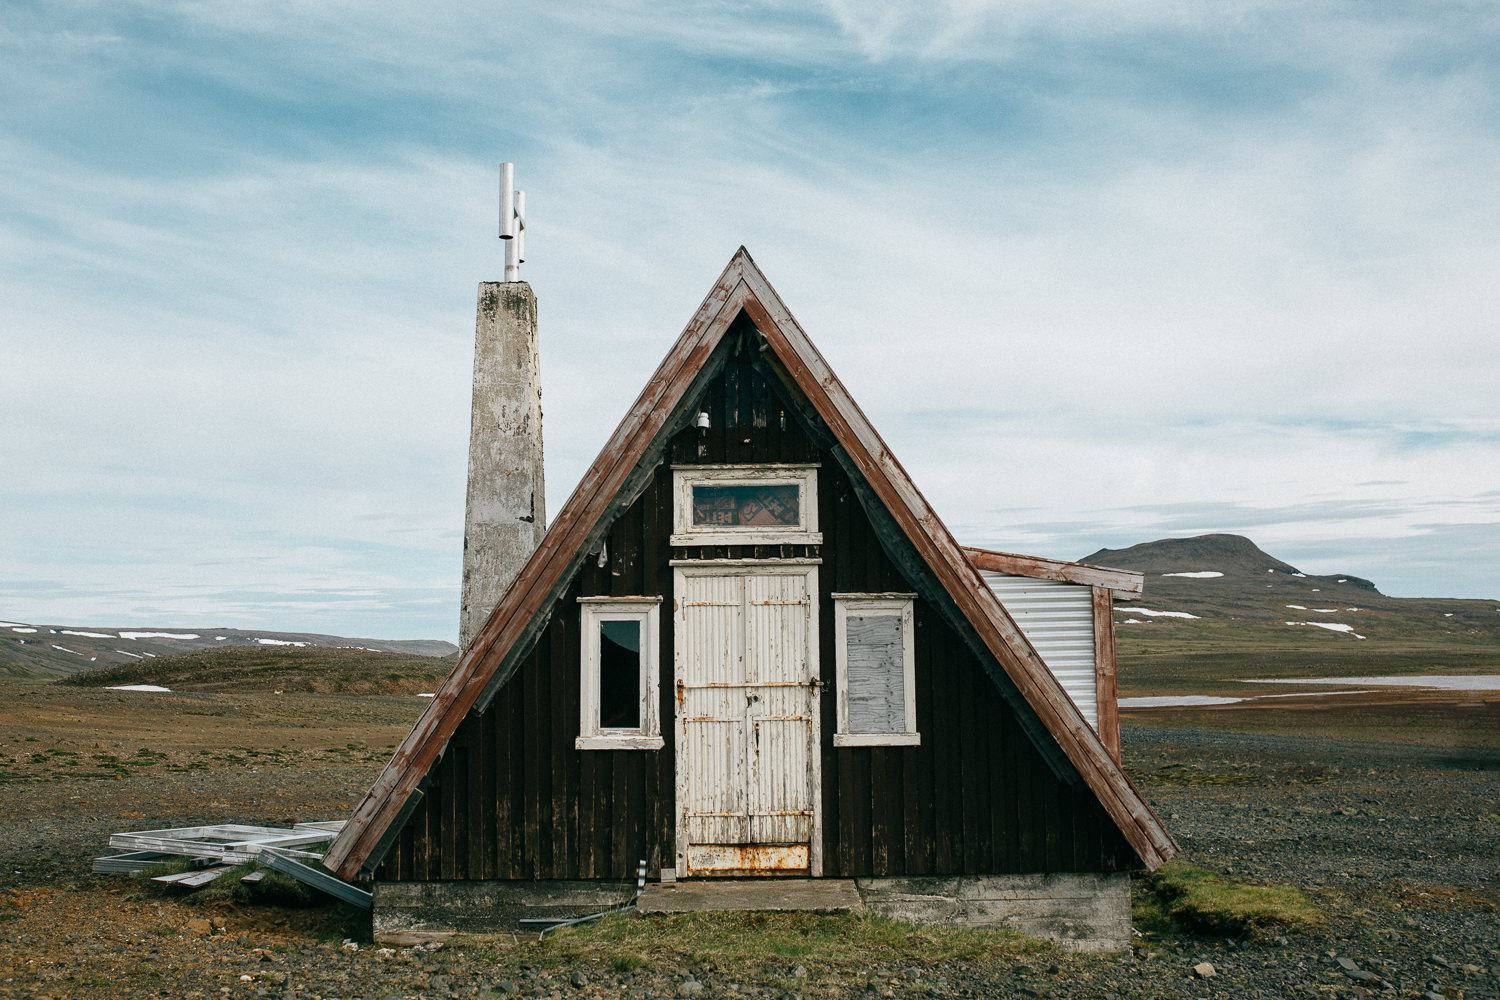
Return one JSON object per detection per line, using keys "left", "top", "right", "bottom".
{"left": 324, "top": 248, "right": 1176, "bottom": 879}
{"left": 964, "top": 546, "right": 1145, "bottom": 600}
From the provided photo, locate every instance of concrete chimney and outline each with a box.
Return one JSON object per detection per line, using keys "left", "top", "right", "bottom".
{"left": 459, "top": 282, "right": 546, "bottom": 649}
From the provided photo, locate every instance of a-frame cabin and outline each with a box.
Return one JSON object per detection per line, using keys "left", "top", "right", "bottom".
{"left": 325, "top": 249, "right": 1174, "bottom": 949}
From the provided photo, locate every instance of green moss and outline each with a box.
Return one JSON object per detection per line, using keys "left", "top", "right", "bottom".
{"left": 1135, "top": 862, "right": 1325, "bottom": 938}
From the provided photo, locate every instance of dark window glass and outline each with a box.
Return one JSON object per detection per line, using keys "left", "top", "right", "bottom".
{"left": 691, "top": 484, "right": 800, "bottom": 527}
{"left": 598, "top": 619, "right": 641, "bottom": 729}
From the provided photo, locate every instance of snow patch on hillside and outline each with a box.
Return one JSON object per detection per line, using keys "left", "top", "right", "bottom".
{"left": 1285, "top": 621, "right": 1365, "bottom": 639}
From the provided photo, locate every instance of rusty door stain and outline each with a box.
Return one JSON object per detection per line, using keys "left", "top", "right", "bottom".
{"left": 676, "top": 565, "right": 818, "bottom": 875}
{"left": 685, "top": 843, "right": 810, "bottom": 873}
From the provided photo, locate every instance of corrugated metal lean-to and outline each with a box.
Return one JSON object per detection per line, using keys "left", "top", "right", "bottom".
{"left": 980, "top": 573, "right": 1099, "bottom": 729}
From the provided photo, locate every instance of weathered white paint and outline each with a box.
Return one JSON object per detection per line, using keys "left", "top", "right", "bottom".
{"left": 459, "top": 282, "right": 546, "bottom": 649}
{"left": 980, "top": 573, "right": 1098, "bottom": 728}
{"left": 674, "top": 562, "right": 821, "bottom": 876}
{"left": 832, "top": 593, "right": 919, "bottom": 747}
{"left": 575, "top": 596, "right": 663, "bottom": 751}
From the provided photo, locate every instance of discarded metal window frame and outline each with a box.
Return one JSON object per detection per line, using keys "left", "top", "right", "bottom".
{"left": 259, "top": 847, "right": 373, "bottom": 909}
{"left": 92, "top": 851, "right": 179, "bottom": 873}
{"left": 95, "top": 820, "right": 368, "bottom": 908}
{"left": 153, "top": 865, "right": 236, "bottom": 888}
{"left": 108, "top": 823, "right": 341, "bottom": 864}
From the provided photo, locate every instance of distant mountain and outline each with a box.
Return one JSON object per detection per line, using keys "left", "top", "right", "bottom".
{"left": 0, "top": 620, "right": 457, "bottom": 681}
{"left": 1082, "top": 533, "right": 1378, "bottom": 592}
{"left": 1078, "top": 533, "right": 1500, "bottom": 652}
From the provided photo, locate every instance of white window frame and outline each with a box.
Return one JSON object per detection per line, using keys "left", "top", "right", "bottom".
{"left": 670, "top": 463, "right": 822, "bottom": 546}
{"left": 832, "top": 593, "right": 919, "bottom": 747}
{"left": 576, "top": 596, "right": 663, "bottom": 750}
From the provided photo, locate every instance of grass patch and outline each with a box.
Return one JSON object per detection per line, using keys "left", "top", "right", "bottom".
{"left": 459, "top": 911, "right": 1045, "bottom": 982}
{"left": 1134, "top": 862, "right": 1324, "bottom": 938}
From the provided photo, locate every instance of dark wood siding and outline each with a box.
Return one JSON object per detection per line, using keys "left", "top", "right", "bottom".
{"left": 375, "top": 331, "right": 1137, "bottom": 881}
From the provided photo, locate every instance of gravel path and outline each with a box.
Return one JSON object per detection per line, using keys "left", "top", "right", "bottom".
{"left": 2, "top": 720, "right": 1496, "bottom": 1000}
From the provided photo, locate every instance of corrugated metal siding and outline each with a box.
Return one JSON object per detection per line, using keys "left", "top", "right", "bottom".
{"left": 980, "top": 573, "right": 1098, "bottom": 728}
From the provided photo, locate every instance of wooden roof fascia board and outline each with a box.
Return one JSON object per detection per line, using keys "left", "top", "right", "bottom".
{"left": 964, "top": 547, "right": 1144, "bottom": 599}
{"left": 462, "top": 330, "right": 749, "bottom": 723}
{"left": 736, "top": 295, "right": 1080, "bottom": 734}
{"left": 326, "top": 257, "right": 756, "bottom": 879}
{"left": 734, "top": 265, "right": 1175, "bottom": 870}
{"left": 355, "top": 785, "right": 425, "bottom": 878}
{"left": 750, "top": 346, "right": 1078, "bottom": 785}
{"left": 744, "top": 312, "right": 1109, "bottom": 795}
{"left": 331, "top": 283, "right": 750, "bottom": 879}
{"left": 741, "top": 295, "right": 1095, "bottom": 770}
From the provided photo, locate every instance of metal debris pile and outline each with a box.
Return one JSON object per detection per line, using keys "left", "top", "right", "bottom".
{"left": 94, "top": 821, "right": 371, "bottom": 909}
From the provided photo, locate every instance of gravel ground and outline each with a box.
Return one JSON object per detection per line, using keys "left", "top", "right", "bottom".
{"left": 2, "top": 705, "right": 1496, "bottom": 1000}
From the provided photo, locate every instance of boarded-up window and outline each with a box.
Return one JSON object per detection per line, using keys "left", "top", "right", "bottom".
{"left": 577, "top": 598, "right": 663, "bottom": 750}
{"left": 846, "top": 614, "right": 904, "bottom": 733}
{"left": 833, "top": 594, "right": 919, "bottom": 747}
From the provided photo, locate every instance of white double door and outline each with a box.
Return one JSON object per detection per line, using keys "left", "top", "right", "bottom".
{"left": 673, "top": 562, "right": 821, "bottom": 876}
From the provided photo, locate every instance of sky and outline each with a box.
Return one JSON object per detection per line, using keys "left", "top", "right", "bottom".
{"left": 3, "top": 1, "right": 1498, "bottom": 642}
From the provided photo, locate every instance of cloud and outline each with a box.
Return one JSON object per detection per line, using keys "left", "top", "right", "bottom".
{"left": 3, "top": 1, "right": 1499, "bottom": 636}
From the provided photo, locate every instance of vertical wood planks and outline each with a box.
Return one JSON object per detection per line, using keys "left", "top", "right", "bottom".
{"left": 371, "top": 330, "right": 1140, "bottom": 885}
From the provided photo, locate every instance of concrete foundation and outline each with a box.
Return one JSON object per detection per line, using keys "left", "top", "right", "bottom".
{"left": 639, "top": 878, "right": 864, "bottom": 915}
{"left": 373, "top": 880, "right": 631, "bottom": 943}
{"left": 373, "top": 873, "right": 1129, "bottom": 950}
{"left": 459, "top": 281, "right": 547, "bottom": 649}
{"left": 856, "top": 873, "right": 1131, "bottom": 952}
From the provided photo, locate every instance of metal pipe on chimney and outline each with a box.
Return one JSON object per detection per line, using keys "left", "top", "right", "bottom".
{"left": 500, "top": 163, "right": 525, "bottom": 282}
{"left": 515, "top": 190, "right": 526, "bottom": 267}
{"left": 499, "top": 163, "right": 515, "bottom": 239}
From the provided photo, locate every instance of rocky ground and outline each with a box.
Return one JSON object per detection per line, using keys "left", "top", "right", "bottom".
{"left": 1, "top": 684, "right": 1496, "bottom": 1000}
